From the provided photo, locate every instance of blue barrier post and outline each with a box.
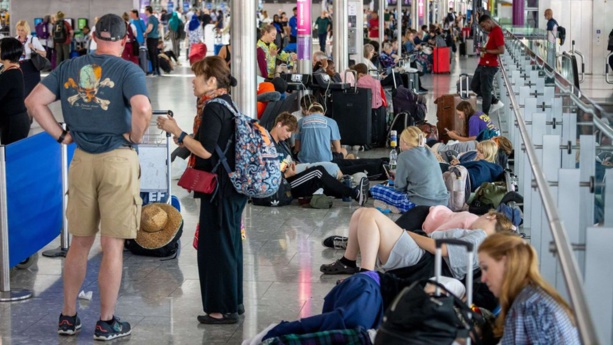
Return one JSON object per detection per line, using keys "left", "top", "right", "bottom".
{"left": 43, "top": 128, "right": 71, "bottom": 258}
{"left": 0, "top": 146, "right": 32, "bottom": 302}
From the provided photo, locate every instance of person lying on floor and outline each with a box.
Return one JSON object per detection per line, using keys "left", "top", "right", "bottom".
{"left": 323, "top": 204, "right": 492, "bottom": 250}
{"left": 370, "top": 126, "right": 449, "bottom": 212}
{"left": 440, "top": 140, "right": 504, "bottom": 192}
{"left": 430, "top": 135, "right": 513, "bottom": 169}
{"left": 320, "top": 207, "right": 514, "bottom": 277}
{"left": 241, "top": 274, "right": 466, "bottom": 345}
{"left": 266, "top": 112, "right": 370, "bottom": 206}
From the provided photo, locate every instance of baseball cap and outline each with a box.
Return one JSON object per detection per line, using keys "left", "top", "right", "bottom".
{"left": 95, "top": 14, "right": 126, "bottom": 42}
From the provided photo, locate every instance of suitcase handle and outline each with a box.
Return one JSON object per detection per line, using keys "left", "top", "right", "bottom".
{"left": 434, "top": 238, "right": 474, "bottom": 310}
{"left": 152, "top": 110, "right": 174, "bottom": 137}
{"left": 344, "top": 69, "right": 358, "bottom": 93}
{"left": 435, "top": 238, "right": 474, "bottom": 252}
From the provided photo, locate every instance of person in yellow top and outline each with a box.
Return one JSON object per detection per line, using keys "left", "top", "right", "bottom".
{"left": 257, "top": 24, "right": 297, "bottom": 79}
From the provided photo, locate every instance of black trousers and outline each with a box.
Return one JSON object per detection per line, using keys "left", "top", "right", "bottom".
{"left": 197, "top": 192, "right": 247, "bottom": 314}
{"left": 20, "top": 59, "right": 41, "bottom": 97}
{"left": 471, "top": 65, "right": 499, "bottom": 115}
{"left": 333, "top": 158, "right": 388, "bottom": 179}
{"left": 286, "top": 166, "right": 355, "bottom": 199}
{"left": 146, "top": 37, "right": 160, "bottom": 74}
{"left": 0, "top": 112, "right": 31, "bottom": 145}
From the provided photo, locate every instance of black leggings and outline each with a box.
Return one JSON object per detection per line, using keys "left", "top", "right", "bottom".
{"left": 0, "top": 112, "right": 31, "bottom": 145}
{"left": 285, "top": 166, "right": 356, "bottom": 199}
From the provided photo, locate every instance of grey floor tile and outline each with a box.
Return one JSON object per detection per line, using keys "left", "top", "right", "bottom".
{"left": 2, "top": 53, "right": 478, "bottom": 344}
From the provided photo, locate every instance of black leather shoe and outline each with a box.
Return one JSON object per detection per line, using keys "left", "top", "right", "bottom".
{"left": 238, "top": 304, "right": 245, "bottom": 316}
{"left": 197, "top": 313, "right": 239, "bottom": 324}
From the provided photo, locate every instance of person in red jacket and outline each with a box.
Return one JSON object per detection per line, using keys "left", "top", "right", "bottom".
{"left": 470, "top": 15, "right": 504, "bottom": 115}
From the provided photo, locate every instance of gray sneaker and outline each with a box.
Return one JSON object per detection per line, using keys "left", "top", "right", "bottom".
{"left": 356, "top": 177, "right": 369, "bottom": 206}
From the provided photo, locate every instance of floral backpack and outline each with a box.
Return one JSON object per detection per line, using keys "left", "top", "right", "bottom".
{"left": 208, "top": 98, "right": 281, "bottom": 198}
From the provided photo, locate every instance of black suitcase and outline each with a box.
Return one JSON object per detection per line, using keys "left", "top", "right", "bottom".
{"left": 330, "top": 86, "right": 372, "bottom": 146}
{"left": 371, "top": 106, "right": 387, "bottom": 148}
{"left": 459, "top": 42, "right": 466, "bottom": 56}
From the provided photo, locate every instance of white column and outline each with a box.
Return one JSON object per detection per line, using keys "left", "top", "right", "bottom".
{"left": 333, "top": 0, "right": 349, "bottom": 73}
{"left": 231, "top": 0, "right": 257, "bottom": 118}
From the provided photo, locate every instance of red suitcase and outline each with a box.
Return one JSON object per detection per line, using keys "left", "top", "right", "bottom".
{"left": 433, "top": 47, "right": 451, "bottom": 74}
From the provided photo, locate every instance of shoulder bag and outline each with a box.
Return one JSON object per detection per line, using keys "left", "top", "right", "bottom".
{"left": 29, "top": 37, "right": 51, "bottom": 71}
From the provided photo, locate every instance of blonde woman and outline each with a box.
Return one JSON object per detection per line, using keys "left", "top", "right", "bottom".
{"left": 451, "top": 140, "right": 504, "bottom": 191}
{"left": 478, "top": 232, "right": 580, "bottom": 344}
{"left": 370, "top": 126, "right": 449, "bottom": 212}
{"left": 15, "top": 20, "right": 46, "bottom": 96}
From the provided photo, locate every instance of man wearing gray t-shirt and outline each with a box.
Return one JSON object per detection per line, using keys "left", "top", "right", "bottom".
{"left": 26, "top": 13, "right": 151, "bottom": 341}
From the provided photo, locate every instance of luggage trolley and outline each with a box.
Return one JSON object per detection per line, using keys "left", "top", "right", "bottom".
{"left": 139, "top": 110, "right": 179, "bottom": 210}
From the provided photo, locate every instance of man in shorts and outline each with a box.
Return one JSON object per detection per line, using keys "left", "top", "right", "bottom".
{"left": 26, "top": 13, "right": 152, "bottom": 341}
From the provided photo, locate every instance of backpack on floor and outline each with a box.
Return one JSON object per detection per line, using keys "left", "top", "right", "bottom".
{"left": 208, "top": 98, "right": 282, "bottom": 198}
{"left": 468, "top": 181, "right": 507, "bottom": 215}
{"left": 53, "top": 21, "right": 67, "bottom": 43}
{"left": 443, "top": 165, "right": 470, "bottom": 211}
{"left": 252, "top": 179, "right": 293, "bottom": 207}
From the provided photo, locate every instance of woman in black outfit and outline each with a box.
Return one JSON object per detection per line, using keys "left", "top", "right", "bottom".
{"left": 0, "top": 37, "right": 31, "bottom": 144}
{"left": 157, "top": 56, "right": 246, "bottom": 325}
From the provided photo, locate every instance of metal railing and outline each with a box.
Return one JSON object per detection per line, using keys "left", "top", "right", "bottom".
{"left": 499, "top": 59, "right": 599, "bottom": 345}
{"left": 501, "top": 29, "right": 605, "bottom": 345}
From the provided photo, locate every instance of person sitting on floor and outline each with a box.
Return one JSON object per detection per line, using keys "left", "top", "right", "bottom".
{"left": 370, "top": 126, "right": 449, "bottom": 212}
{"left": 447, "top": 100, "right": 499, "bottom": 142}
{"left": 478, "top": 232, "right": 580, "bottom": 344}
{"left": 269, "top": 112, "right": 369, "bottom": 206}
{"left": 295, "top": 102, "right": 347, "bottom": 163}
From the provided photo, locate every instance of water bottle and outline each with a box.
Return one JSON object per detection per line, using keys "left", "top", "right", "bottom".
{"left": 389, "top": 131, "right": 398, "bottom": 186}
{"left": 342, "top": 175, "right": 353, "bottom": 202}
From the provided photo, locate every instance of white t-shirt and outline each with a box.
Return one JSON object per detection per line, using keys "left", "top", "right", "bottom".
{"left": 18, "top": 35, "right": 45, "bottom": 60}
{"left": 89, "top": 26, "right": 97, "bottom": 51}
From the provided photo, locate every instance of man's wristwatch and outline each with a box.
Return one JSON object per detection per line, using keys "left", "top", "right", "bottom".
{"left": 178, "top": 131, "right": 188, "bottom": 144}
{"left": 57, "top": 129, "right": 68, "bottom": 144}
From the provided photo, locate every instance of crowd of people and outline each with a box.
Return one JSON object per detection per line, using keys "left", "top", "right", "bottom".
{"left": 0, "top": 5, "right": 583, "bottom": 345}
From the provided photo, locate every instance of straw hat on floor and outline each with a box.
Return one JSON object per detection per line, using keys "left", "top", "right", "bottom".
{"left": 135, "top": 203, "right": 182, "bottom": 249}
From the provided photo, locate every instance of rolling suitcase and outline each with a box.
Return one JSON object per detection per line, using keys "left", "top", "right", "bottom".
{"left": 436, "top": 74, "right": 476, "bottom": 142}
{"left": 371, "top": 106, "right": 388, "bottom": 148}
{"left": 433, "top": 47, "right": 451, "bottom": 74}
{"left": 456, "top": 73, "right": 473, "bottom": 98}
{"left": 459, "top": 42, "right": 467, "bottom": 56}
{"left": 466, "top": 39, "right": 477, "bottom": 56}
{"left": 330, "top": 86, "right": 372, "bottom": 146}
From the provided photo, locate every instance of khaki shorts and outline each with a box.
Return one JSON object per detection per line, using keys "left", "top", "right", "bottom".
{"left": 66, "top": 148, "right": 142, "bottom": 239}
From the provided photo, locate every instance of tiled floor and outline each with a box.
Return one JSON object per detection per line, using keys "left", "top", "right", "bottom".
{"left": 2, "top": 53, "right": 479, "bottom": 344}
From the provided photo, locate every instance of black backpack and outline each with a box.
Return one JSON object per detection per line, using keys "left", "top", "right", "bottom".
{"left": 252, "top": 179, "right": 293, "bottom": 207}
{"left": 125, "top": 222, "right": 183, "bottom": 259}
{"left": 557, "top": 26, "right": 566, "bottom": 45}
{"left": 53, "top": 21, "right": 67, "bottom": 43}
{"left": 375, "top": 279, "right": 480, "bottom": 345}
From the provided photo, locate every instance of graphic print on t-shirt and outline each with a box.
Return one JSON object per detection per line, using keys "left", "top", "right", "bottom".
{"left": 64, "top": 64, "right": 115, "bottom": 110}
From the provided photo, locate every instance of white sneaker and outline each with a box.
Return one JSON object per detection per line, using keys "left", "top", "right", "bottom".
{"left": 489, "top": 100, "right": 505, "bottom": 113}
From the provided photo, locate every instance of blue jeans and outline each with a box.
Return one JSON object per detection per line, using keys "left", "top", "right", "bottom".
{"left": 471, "top": 65, "right": 499, "bottom": 115}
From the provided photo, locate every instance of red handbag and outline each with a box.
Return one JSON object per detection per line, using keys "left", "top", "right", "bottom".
{"left": 189, "top": 43, "right": 207, "bottom": 65}
{"left": 177, "top": 167, "right": 218, "bottom": 194}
